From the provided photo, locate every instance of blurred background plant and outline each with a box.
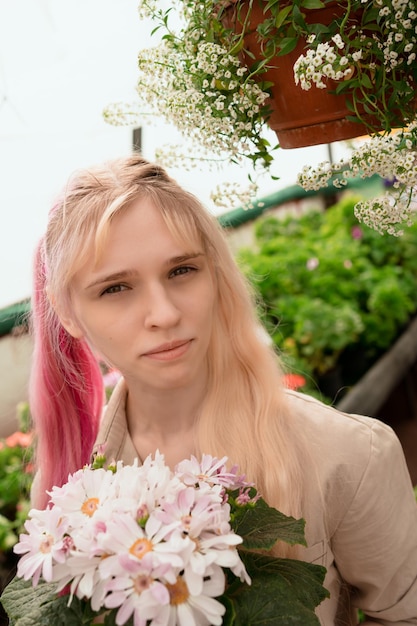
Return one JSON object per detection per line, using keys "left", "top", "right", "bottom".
{"left": 0, "top": 402, "right": 33, "bottom": 597}
{"left": 237, "top": 193, "right": 417, "bottom": 401}
{"left": 0, "top": 404, "right": 33, "bottom": 551}
{"left": 0, "top": 365, "right": 120, "bottom": 605}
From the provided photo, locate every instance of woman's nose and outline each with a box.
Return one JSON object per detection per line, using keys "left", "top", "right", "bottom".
{"left": 143, "top": 285, "right": 181, "bottom": 329}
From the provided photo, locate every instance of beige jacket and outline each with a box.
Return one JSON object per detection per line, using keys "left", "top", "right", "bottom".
{"left": 93, "top": 380, "right": 417, "bottom": 625}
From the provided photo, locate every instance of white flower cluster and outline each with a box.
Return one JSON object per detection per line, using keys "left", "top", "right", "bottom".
{"left": 135, "top": 39, "right": 269, "bottom": 164}
{"left": 14, "top": 453, "right": 252, "bottom": 626}
{"left": 103, "top": 0, "right": 277, "bottom": 211}
{"left": 108, "top": 0, "right": 417, "bottom": 216}
{"left": 294, "top": 0, "right": 417, "bottom": 90}
{"left": 152, "top": 144, "right": 262, "bottom": 210}
{"left": 375, "top": 0, "right": 417, "bottom": 68}
{"left": 137, "top": 0, "right": 159, "bottom": 20}
{"left": 298, "top": 121, "right": 417, "bottom": 236}
{"left": 210, "top": 180, "right": 260, "bottom": 210}
{"left": 103, "top": 101, "right": 144, "bottom": 127}
{"left": 354, "top": 194, "right": 415, "bottom": 236}
{"left": 294, "top": 41, "right": 353, "bottom": 90}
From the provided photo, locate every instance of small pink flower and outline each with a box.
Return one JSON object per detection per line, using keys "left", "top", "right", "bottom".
{"left": 306, "top": 257, "right": 319, "bottom": 271}
{"left": 235, "top": 487, "right": 261, "bottom": 507}
{"left": 176, "top": 454, "right": 242, "bottom": 489}
{"left": 95, "top": 443, "right": 107, "bottom": 457}
{"left": 5, "top": 431, "right": 33, "bottom": 448}
{"left": 14, "top": 507, "right": 68, "bottom": 586}
{"left": 104, "top": 557, "right": 170, "bottom": 626}
{"left": 98, "top": 512, "right": 185, "bottom": 582}
{"left": 157, "top": 566, "right": 227, "bottom": 626}
{"left": 157, "top": 485, "right": 222, "bottom": 537}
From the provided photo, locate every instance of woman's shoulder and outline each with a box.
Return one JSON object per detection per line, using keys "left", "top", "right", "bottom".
{"left": 284, "top": 389, "right": 405, "bottom": 493}
{"left": 284, "top": 388, "right": 396, "bottom": 447}
{"left": 286, "top": 390, "right": 415, "bottom": 546}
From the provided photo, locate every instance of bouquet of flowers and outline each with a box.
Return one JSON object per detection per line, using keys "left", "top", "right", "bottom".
{"left": 1, "top": 453, "right": 328, "bottom": 625}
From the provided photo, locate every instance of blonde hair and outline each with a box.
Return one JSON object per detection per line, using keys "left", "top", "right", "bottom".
{"left": 35, "top": 155, "right": 306, "bottom": 534}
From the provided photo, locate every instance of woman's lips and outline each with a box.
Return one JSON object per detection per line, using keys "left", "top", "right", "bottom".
{"left": 142, "top": 340, "right": 192, "bottom": 361}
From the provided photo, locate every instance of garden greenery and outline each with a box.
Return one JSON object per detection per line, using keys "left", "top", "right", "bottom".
{"left": 236, "top": 194, "right": 417, "bottom": 400}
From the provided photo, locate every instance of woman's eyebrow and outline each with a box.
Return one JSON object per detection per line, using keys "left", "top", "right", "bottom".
{"left": 85, "top": 269, "right": 139, "bottom": 290}
{"left": 85, "top": 254, "right": 204, "bottom": 290}
{"left": 163, "top": 252, "right": 204, "bottom": 267}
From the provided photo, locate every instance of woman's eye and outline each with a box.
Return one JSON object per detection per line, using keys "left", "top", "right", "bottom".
{"left": 101, "top": 284, "right": 128, "bottom": 296}
{"left": 170, "top": 266, "right": 196, "bottom": 278}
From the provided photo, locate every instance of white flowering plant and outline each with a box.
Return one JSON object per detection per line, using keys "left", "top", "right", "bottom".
{"left": 293, "top": 0, "right": 417, "bottom": 235}
{"left": 104, "top": 0, "right": 417, "bottom": 233}
{"left": 2, "top": 453, "right": 328, "bottom": 625}
{"left": 298, "top": 120, "right": 417, "bottom": 236}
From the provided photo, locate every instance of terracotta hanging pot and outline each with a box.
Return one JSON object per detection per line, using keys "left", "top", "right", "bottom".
{"left": 225, "top": 1, "right": 369, "bottom": 148}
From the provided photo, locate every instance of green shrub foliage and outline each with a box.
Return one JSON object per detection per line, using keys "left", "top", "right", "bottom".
{"left": 237, "top": 195, "right": 417, "bottom": 401}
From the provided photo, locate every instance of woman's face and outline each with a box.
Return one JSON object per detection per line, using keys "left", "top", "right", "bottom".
{"left": 63, "top": 197, "right": 216, "bottom": 393}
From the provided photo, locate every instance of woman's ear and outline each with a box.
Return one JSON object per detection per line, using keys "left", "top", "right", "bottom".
{"left": 47, "top": 289, "right": 84, "bottom": 339}
{"left": 58, "top": 315, "right": 84, "bottom": 340}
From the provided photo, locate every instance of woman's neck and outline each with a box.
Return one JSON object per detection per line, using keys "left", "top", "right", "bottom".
{"left": 124, "top": 378, "right": 206, "bottom": 467}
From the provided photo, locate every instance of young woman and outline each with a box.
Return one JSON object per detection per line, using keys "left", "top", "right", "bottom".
{"left": 30, "top": 155, "right": 417, "bottom": 624}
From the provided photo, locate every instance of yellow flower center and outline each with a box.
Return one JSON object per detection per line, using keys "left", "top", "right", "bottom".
{"left": 166, "top": 577, "right": 190, "bottom": 605}
{"left": 129, "top": 538, "right": 153, "bottom": 559}
{"left": 39, "top": 534, "right": 54, "bottom": 553}
{"left": 81, "top": 497, "right": 99, "bottom": 517}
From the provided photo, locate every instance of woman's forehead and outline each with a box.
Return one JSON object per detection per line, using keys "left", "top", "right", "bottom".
{"left": 106, "top": 196, "right": 203, "bottom": 246}
{"left": 90, "top": 199, "right": 201, "bottom": 265}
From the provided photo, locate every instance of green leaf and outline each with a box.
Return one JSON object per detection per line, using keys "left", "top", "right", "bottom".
{"left": 276, "top": 36, "right": 298, "bottom": 56}
{"left": 264, "top": 0, "right": 281, "bottom": 11}
{"left": 274, "top": 5, "right": 293, "bottom": 29}
{"left": 232, "top": 497, "right": 307, "bottom": 550}
{"left": 2, "top": 577, "right": 56, "bottom": 626}
{"left": 359, "top": 74, "right": 374, "bottom": 90}
{"left": 227, "top": 553, "right": 329, "bottom": 625}
{"left": 219, "top": 594, "right": 237, "bottom": 626}
{"left": 301, "top": 0, "right": 325, "bottom": 8}
{"left": 292, "top": 4, "right": 307, "bottom": 29}
{"left": 334, "top": 81, "right": 350, "bottom": 95}
{"left": 1, "top": 577, "right": 126, "bottom": 626}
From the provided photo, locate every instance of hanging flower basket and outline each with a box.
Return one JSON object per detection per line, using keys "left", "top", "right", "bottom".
{"left": 224, "top": 1, "right": 372, "bottom": 148}
{"left": 107, "top": 0, "right": 417, "bottom": 231}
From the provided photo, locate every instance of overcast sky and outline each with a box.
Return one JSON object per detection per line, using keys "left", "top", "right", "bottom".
{"left": 0, "top": 0, "right": 349, "bottom": 309}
